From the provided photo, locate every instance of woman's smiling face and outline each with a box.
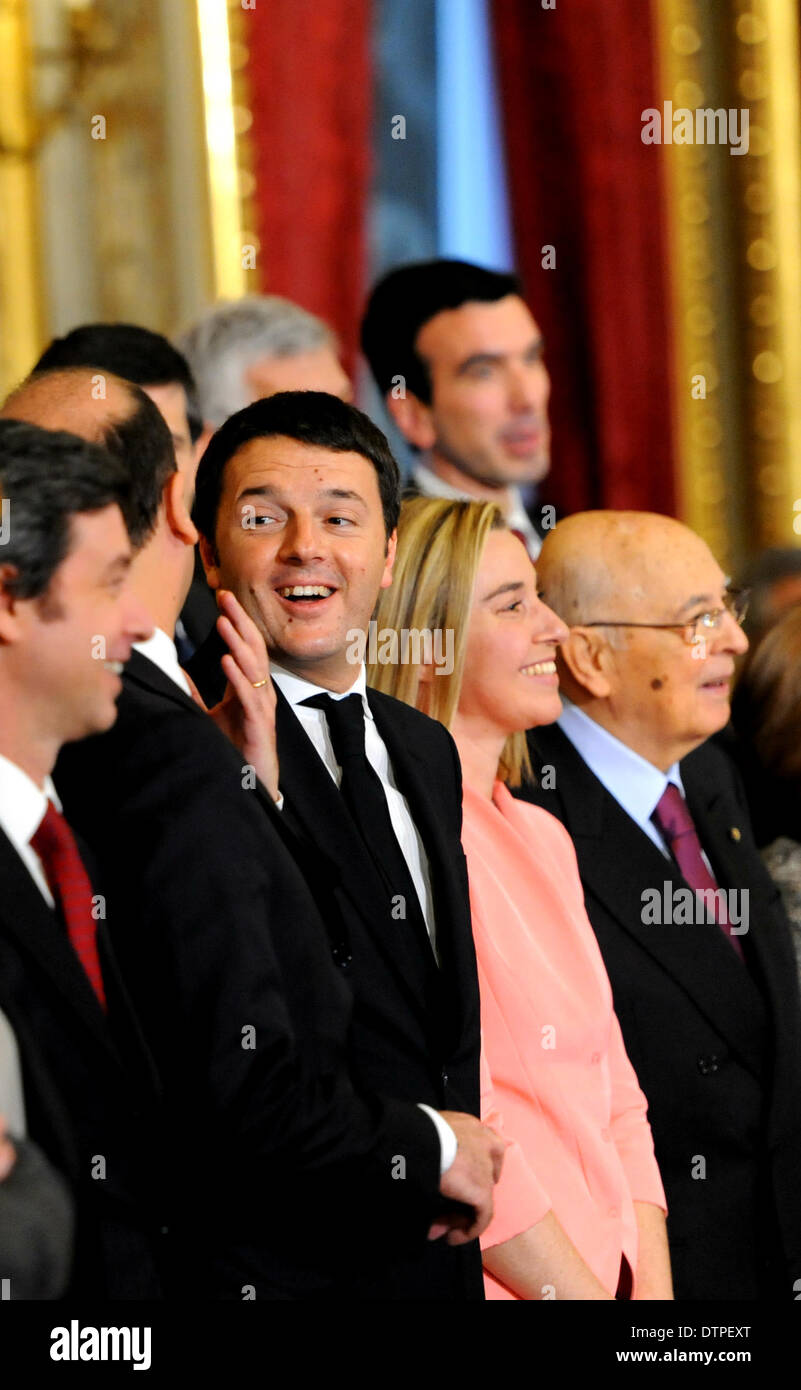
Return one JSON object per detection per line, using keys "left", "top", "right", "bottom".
{"left": 457, "top": 528, "right": 568, "bottom": 740}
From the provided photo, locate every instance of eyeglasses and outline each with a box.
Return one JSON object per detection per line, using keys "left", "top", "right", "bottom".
{"left": 582, "top": 588, "right": 750, "bottom": 647}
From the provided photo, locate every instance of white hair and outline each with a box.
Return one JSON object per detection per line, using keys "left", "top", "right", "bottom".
{"left": 177, "top": 296, "right": 336, "bottom": 427}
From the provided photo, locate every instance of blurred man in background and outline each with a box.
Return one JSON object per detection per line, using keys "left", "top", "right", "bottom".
{"left": 179, "top": 296, "right": 352, "bottom": 443}
{"left": 737, "top": 546, "right": 801, "bottom": 649}
{"left": 361, "top": 258, "right": 551, "bottom": 558}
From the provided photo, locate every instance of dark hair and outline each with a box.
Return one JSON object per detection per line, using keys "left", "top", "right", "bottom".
{"left": 0, "top": 419, "right": 132, "bottom": 599}
{"left": 34, "top": 322, "right": 203, "bottom": 443}
{"left": 732, "top": 605, "right": 801, "bottom": 787}
{"left": 193, "top": 390, "right": 400, "bottom": 546}
{"left": 95, "top": 384, "right": 176, "bottom": 547}
{"left": 361, "top": 259, "right": 523, "bottom": 403}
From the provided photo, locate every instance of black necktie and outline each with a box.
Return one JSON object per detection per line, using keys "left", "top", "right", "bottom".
{"left": 301, "top": 692, "right": 435, "bottom": 962}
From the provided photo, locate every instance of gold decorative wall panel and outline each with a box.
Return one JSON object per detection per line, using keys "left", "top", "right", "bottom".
{"left": 0, "top": 0, "right": 44, "bottom": 397}
{"left": 731, "top": 0, "right": 801, "bottom": 549}
{"left": 654, "top": 0, "right": 801, "bottom": 571}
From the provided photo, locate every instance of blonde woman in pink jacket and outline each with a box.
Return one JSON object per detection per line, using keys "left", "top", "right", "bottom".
{"left": 370, "top": 498, "right": 671, "bottom": 1301}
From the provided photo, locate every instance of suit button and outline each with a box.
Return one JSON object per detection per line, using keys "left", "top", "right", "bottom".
{"left": 608, "top": 1207, "right": 618, "bottom": 1219}
{"left": 441, "top": 1070, "right": 449, "bottom": 1087}
{"left": 697, "top": 1054, "right": 721, "bottom": 1075}
{"left": 591, "top": 1052, "right": 601, "bottom": 1065}
{"left": 601, "top": 1128, "right": 611, "bottom": 1142}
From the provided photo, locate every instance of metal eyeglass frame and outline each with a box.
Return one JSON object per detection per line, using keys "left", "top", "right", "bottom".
{"left": 580, "top": 588, "right": 750, "bottom": 647}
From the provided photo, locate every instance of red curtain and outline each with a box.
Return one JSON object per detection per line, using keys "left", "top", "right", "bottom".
{"left": 242, "top": 0, "right": 372, "bottom": 375}
{"left": 491, "top": 0, "right": 676, "bottom": 517}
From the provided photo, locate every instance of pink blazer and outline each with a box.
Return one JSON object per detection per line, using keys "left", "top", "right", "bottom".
{"left": 463, "top": 782, "right": 666, "bottom": 1300}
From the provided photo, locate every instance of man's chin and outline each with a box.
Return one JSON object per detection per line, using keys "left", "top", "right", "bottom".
{"left": 464, "top": 455, "right": 550, "bottom": 490}
{"left": 64, "top": 705, "right": 118, "bottom": 746}
{"left": 270, "top": 639, "right": 353, "bottom": 678}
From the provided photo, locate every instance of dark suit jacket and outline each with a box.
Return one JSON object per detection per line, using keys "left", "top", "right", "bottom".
{"left": 402, "top": 475, "right": 552, "bottom": 547}
{"left": 520, "top": 725, "right": 801, "bottom": 1300}
{"left": 189, "top": 632, "right": 484, "bottom": 1299}
{"left": 0, "top": 836, "right": 164, "bottom": 1298}
{"left": 56, "top": 651, "right": 445, "bottom": 1300}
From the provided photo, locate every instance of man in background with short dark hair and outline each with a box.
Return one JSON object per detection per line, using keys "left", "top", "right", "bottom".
{"left": 361, "top": 258, "right": 551, "bottom": 558}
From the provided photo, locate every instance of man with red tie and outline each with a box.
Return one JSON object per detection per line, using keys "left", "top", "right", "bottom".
{"left": 0, "top": 419, "right": 160, "bottom": 1297}
{"left": 519, "top": 509, "right": 801, "bottom": 1300}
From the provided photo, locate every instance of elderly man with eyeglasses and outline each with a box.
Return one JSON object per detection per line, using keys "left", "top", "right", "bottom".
{"left": 517, "top": 510, "right": 801, "bottom": 1303}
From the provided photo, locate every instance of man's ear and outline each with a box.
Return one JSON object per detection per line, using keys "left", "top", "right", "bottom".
{"left": 379, "top": 528, "right": 397, "bottom": 591}
{"left": 560, "top": 627, "right": 615, "bottom": 699}
{"left": 164, "top": 471, "right": 199, "bottom": 549}
{"left": 385, "top": 389, "right": 436, "bottom": 452}
{"left": 198, "top": 533, "right": 221, "bottom": 591}
{"left": 0, "top": 564, "right": 23, "bottom": 642}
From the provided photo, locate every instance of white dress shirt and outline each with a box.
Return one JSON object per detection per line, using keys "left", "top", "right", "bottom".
{"left": 0, "top": 754, "right": 62, "bottom": 906}
{"left": 271, "top": 662, "right": 457, "bottom": 1173}
{"left": 0, "top": 754, "right": 65, "bottom": 1139}
{"left": 557, "top": 701, "right": 694, "bottom": 859}
{"left": 412, "top": 459, "right": 542, "bottom": 559}
{"left": 271, "top": 662, "right": 439, "bottom": 956}
{"left": 0, "top": 1009, "right": 26, "bottom": 1137}
{"left": 134, "top": 628, "right": 193, "bottom": 698}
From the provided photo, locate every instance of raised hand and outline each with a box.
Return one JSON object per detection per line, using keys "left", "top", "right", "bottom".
{"left": 205, "top": 590, "right": 280, "bottom": 801}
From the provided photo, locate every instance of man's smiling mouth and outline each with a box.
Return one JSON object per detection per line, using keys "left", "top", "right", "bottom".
{"left": 276, "top": 584, "right": 335, "bottom": 602}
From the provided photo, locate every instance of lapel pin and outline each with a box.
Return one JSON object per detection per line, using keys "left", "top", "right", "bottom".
{"left": 730, "top": 827, "right": 741, "bottom": 842}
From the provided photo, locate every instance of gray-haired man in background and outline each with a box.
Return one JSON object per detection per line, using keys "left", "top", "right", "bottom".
{"left": 178, "top": 295, "right": 352, "bottom": 444}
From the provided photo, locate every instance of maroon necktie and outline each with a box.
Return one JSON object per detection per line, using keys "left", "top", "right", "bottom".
{"left": 31, "top": 802, "right": 107, "bottom": 1009}
{"left": 652, "top": 784, "right": 744, "bottom": 961}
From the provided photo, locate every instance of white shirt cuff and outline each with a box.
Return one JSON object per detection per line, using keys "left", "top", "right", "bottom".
{"left": 417, "top": 1103, "right": 458, "bottom": 1174}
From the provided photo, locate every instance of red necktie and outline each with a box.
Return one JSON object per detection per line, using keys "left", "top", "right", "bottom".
{"left": 31, "top": 802, "right": 107, "bottom": 1009}
{"left": 652, "top": 784, "right": 744, "bottom": 961}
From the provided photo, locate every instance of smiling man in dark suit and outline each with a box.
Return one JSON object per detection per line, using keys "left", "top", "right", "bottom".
{"left": 519, "top": 509, "right": 801, "bottom": 1301}
{"left": 190, "top": 391, "right": 491, "bottom": 1299}
{"left": 0, "top": 419, "right": 161, "bottom": 1297}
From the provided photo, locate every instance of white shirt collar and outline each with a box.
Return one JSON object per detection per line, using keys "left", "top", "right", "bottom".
{"left": 411, "top": 461, "right": 541, "bottom": 556}
{"left": 134, "top": 628, "right": 192, "bottom": 698}
{"left": 557, "top": 700, "right": 684, "bottom": 830}
{"left": 0, "top": 753, "right": 61, "bottom": 856}
{"left": 271, "top": 661, "right": 373, "bottom": 720}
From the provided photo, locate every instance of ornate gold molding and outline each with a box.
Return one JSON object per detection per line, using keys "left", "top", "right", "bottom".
{"left": 195, "top": 0, "right": 260, "bottom": 300}
{"left": 732, "top": 0, "right": 801, "bottom": 547}
{"left": 0, "top": 0, "right": 43, "bottom": 398}
{"left": 653, "top": 0, "right": 801, "bottom": 568}
{"left": 652, "top": 0, "right": 733, "bottom": 566}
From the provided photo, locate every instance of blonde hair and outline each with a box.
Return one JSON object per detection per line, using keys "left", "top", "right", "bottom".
{"left": 369, "top": 496, "right": 533, "bottom": 786}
